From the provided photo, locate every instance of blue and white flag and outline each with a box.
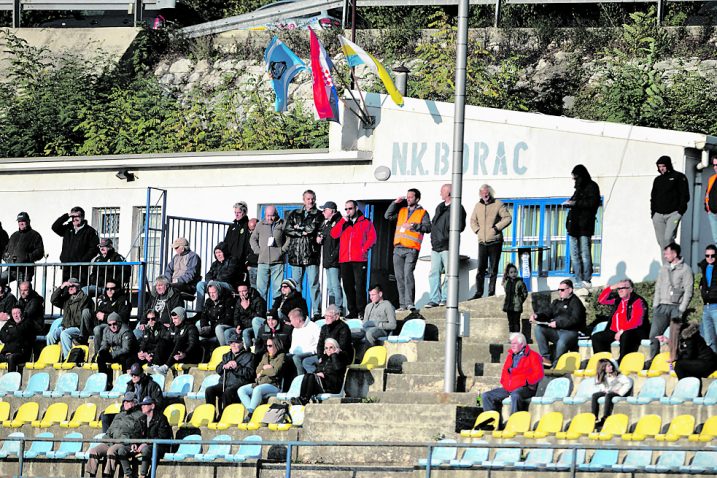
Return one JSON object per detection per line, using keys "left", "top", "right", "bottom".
{"left": 264, "top": 36, "right": 307, "bottom": 112}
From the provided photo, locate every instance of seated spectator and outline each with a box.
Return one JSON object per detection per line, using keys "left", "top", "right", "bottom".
{"left": 254, "top": 314, "right": 292, "bottom": 362}
{"left": 195, "top": 242, "right": 239, "bottom": 312}
{"left": 591, "top": 358, "right": 633, "bottom": 428}
{"left": 96, "top": 313, "right": 137, "bottom": 389}
{"left": 294, "top": 338, "right": 347, "bottom": 405}
{"left": 592, "top": 279, "right": 649, "bottom": 361}
{"left": 205, "top": 337, "right": 254, "bottom": 419}
{"left": 480, "top": 332, "right": 544, "bottom": 415}
{"left": 529, "top": 279, "right": 586, "bottom": 368}
{"left": 318, "top": 305, "right": 354, "bottom": 365}
{"left": 122, "top": 396, "right": 172, "bottom": 478}
{"left": 195, "top": 282, "right": 234, "bottom": 342}
{"left": 1, "top": 211, "right": 44, "bottom": 287}
{"left": 93, "top": 278, "right": 131, "bottom": 353}
{"left": 47, "top": 277, "right": 94, "bottom": 359}
{"left": 137, "top": 311, "right": 170, "bottom": 368}
{"left": 0, "top": 284, "right": 17, "bottom": 329}
{"left": 84, "top": 238, "right": 131, "bottom": 297}
{"left": 288, "top": 308, "right": 320, "bottom": 375}
{"left": 164, "top": 237, "right": 201, "bottom": 295}
{"left": 126, "top": 363, "right": 164, "bottom": 411}
{"left": 140, "top": 276, "right": 182, "bottom": 338}
{"left": 0, "top": 306, "right": 34, "bottom": 372}
{"left": 85, "top": 392, "right": 143, "bottom": 478}
{"left": 666, "top": 317, "right": 717, "bottom": 379}
{"left": 237, "top": 337, "right": 286, "bottom": 419}
{"left": 17, "top": 281, "right": 44, "bottom": 335}
{"left": 359, "top": 284, "right": 396, "bottom": 345}
{"left": 229, "top": 283, "right": 267, "bottom": 348}
{"left": 269, "top": 278, "right": 308, "bottom": 323}
{"left": 149, "top": 307, "right": 200, "bottom": 375}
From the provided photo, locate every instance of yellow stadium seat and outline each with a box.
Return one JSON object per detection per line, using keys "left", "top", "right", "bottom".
{"left": 3, "top": 402, "right": 40, "bottom": 428}
{"left": 588, "top": 413, "right": 629, "bottom": 441}
{"left": 54, "top": 345, "right": 89, "bottom": 369}
{"left": 574, "top": 352, "right": 613, "bottom": 377}
{"left": 492, "top": 411, "right": 531, "bottom": 439}
{"left": 0, "top": 402, "right": 10, "bottom": 422}
{"left": 619, "top": 352, "right": 645, "bottom": 375}
{"left": 622, "top": 414, "right": 662, "bottom": 441}
{"left": 555, "top": 412, "right": 596, "bottom": 440}
{"left": 89, "top": 403, "right": 120, "bottom": 428}
{"left": 460, "top": 410, "right": 500, "bottom": 438}
{"left": 181, "top": 403, "right": 215, "bottom": 428}
{"left": 655, "top": 414, "right": 695, "bottom": 442}
{"left": 198, "top": 346, "right": 230, "bottom": 371}
{"left": 348, "top": 346, "right": 387, "bottom": 371}
{"left": 551, "top": 352, "right": 582, "bottom": 375}
{"left": 689, "top": 416, "right": 717, "bottom": 442}
{"left": 25, "top": 345, "right": 62, "bottom": 369}
{"left": 524, "top": 411, "right": 564, "bottom": 439}
{"left": 268, "top": 405, "right": 304, "bottom": 431}
{"left": 208, "top": 403, "right": 245, "bottom": 430}
{"left": 31, "top": 402, "right": 69, "bottom": 428}
{"left": 60, "top": 403, "right": 97, "bottom": 428}
{"left": 164, "top": 403, "right": 186, "bottom": 427}
{"left": 237, "top": 404, "right": 270, "bottom": 431}
{"left": 639, "top": 352, "right": 671, "bottom": 377}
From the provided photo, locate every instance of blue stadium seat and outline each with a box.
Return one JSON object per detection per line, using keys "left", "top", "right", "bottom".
{"left": 660, "top": 376, "right": 700, "bottom": 405}
{"left": 194, "top": 434, "right": 232, "bottom": 462}
{"left": 99, "top": 374, "right": 131, "bottom": 399}
{"left": 563, "top": 378, "right": 597, "bottom": 405}
{"left": 620, "top": 376, "right": 665, "bottom": 404}
{"left": 447, "top": 442, "right": 490, "bottom": 468}
{"left": 610, "top": 449, "right": 652, "bottom": 472}
{"left": 275, "top": 374, "right": 304, "bottom": 401}
{"left": 579, "top": 321, "right": 607, "bottom": 347}
{"left": 0, "top": 372, "right": 22, "bottom": 397}
{"left": 151, "top": 373, "right": 166, "bottom": 390}
{"left": 23, "top": 432, "right": 54, "bottom": 459}
{"left": 547, "top": 449, "right": 586, "bottom": 471}
{"left": 484, "top": 442, "right": 521, "bottom": 469}
{"left": 164, "top": 434, "right": 202, "bottom": 461}
{"left": 226, "top": 435, "right": 263, "bottom": 463}
{"left": 13, "top": 372, "right": 50, "bottom": 398}
{"left": 187, "top": 374, "right": 220, "bottom": 400}
{"left": 165, "top": 374, "right": 194, "bottom": 398}
{"left": 70, "top": 373, "right": 107, "bottom": 398}
{"left": 693, "top": 380, "right": 717, "bottom": 405}
{"left": 515, "top": 448, "right": 554, "bottom": 470}
{"left": 418, "top": 439, "right": 458, "bottom": 467}
{"left": 46, "top": 432, "right": 83, "bottom": 459}
{"left": 531, "top": 377, "right": 572, "bottom": 404}
{"left": 42, "top": 372, "right": 79, "bottom": 398}
{"left": 680, "top": 451, "right": 717, "bottom": 473}
{"left": 386, "top": 318, "right": 426, "bottom": 343}
{"left": 578, "top": 449, "right": 619, "bottom": 471}
{"left": 646, "top": 450, "right": 686, "bottom": 472}
{"left": 0, "top": 432, "right": 24, "bottom": 459}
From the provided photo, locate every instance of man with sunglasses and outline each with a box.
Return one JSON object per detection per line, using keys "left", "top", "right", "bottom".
{"left": 96, "top": 313, "right": 137, "bottom": 389}
{"left": 51, "top": 206, "right": 99, "bottom": 283}
{"left": 698, "top": 244, "right": 717, "bottom": 353}
{"left": 529, "top": 279, "right": 586, "bottom": 368}
{"left": 706, "top": 153, "right": 717, "bottom": 244}
{"left": 592, "top": 279, "right": 649, "bottom": 361}
{"left": 93, "top": 278, "right": 131, "bottom": 353}
{"left": 47, "top": 277, "right": 94, "bottom": 359}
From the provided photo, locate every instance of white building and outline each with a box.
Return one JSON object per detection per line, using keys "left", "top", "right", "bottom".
{"left": 1, "top": 93, "right": 715, "bottom": 308}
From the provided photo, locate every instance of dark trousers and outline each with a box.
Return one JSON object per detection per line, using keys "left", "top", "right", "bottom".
{"left": 675, "top": 360, "right": 714, "bottom": 379}
{"left": 481, "top": 385, "right": 537, "bottom": 415}
{"left": 340, "top": 262, "right": 367, "bottom": 318}
{"left": 0, "top": 352, "right": 27, "bottom": 373}
{"left": 591, "top": 391, "right": 620, "bottom": 420}
{"left": 299, "top": 373, "right": 325, "bottom": 402}
{"left": 205, "top": 383, "right": 242, "bottom": 417}
{"left": 506, "top": 311, "right": 521, "bottom": 333}
{"left": 96, "top": 350, "right": 133, "bottom": 386}
{"left": 476, "top": 241, "right": 503, "bottom": 298}
{"left": 592, "top": 327, "right": 643, "bottom": 361}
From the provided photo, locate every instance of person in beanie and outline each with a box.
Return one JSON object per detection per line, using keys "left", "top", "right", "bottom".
{"left": 96, "top": 312, "right": 137, "bottom": 388}
{"left": 651, "top": 155, "right": 690, "bottom": 251}
{"left": 93, "top": 277, "right": 131, "bottom": 353}
{"left": 47, "top": 277, "right": 94, "bottom": 359}
{"left": 1, "top": 211, "right": 44, "bottom": 286}
{"left": 164, "top": 237, "right": 202, "bottom": 295}
{"left": 85, "top": 238, "right": 130, "bottom": 296}
{"left": 204, "top": 337, "right": 254, "bottom": 419}
{"left": 565, "top": 165, "right": 601, "bottom": 289}
{"left": 195, "top": 242, "right": 238, "bottom": 312}
{"left": 52, "top": 206, "right": 100, "bottom": 284}
{"left": 268, "top": 278, "right": 308, "bottom": 322}
{"left": 149, "top": 306, "right": 200, "bottom": 375}
{"left": 136, "top": 311, "right": 171, "bottom": 369}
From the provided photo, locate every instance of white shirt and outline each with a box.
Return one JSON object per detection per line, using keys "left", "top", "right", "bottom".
{"left": 289, "top": 320, "right": 320, "bottom": 355}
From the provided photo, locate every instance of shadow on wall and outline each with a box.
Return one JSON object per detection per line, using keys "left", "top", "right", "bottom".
{"left": 607, "top": 261, "right": 627, "bottom": 285}
{"left": 642, "top": 260, "right": 662, "bottom": 283}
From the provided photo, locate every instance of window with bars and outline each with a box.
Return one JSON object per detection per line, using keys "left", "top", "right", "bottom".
{"left": 132, "top": 206, "right": 163, "bottom": 281}
{"left": 92, "top": 207, "right": 120, "bottom": 251}
{"left": 498, "top": 197, "right": 603, "bottom": 277}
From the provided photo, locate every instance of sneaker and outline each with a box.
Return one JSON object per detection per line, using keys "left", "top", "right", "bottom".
{"left": 147, "top": 365, "right": 160, "bottom": 374}
{"left": 396, "top": 307, "right": 408, "bottom": 312}
{"left": 438, "top": 302, "right": 446, "bottom": 307}
{"left": 424, "top": 302, "right": 440, "bottom": 309}
{"left": 157, "top": 365, "right": 169, "bottom": 375}
{"left": 583, "top": 281, "right": 592, "bottom": 289}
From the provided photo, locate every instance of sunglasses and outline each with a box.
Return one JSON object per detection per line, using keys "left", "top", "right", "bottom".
{"left": 616, "top": 286, "right": 631, "bottom": 290}
{"left": 557, "top": 287, "right": 570, "bottom": 291}
{"left": 267, "top": 344, "right": 275, "bottom": 348}
{"left": 70, "top": 215, "right": 81, "bottom": 219}
{"left": 68, "top": 285, "right": 78, "bottom": 289}
{"left": 105, "top": 286, "right": 117, "bottom": 291}
{"left": 345, "top": 207, "right": 354, "bottom": 211}
{"left": 706, "top": 254, "right": 716, "bottom": 258}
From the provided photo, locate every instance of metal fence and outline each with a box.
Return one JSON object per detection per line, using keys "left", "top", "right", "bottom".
{"left": 164, "top": 216, "right": 232, "bottom": 283}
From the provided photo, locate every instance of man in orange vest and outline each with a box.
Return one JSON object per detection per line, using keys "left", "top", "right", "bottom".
{"left": 385, "top": 189, "right": 432, "bottom": 311}
{"left": 706, "top": 153, "right": 717, "bottom": 244}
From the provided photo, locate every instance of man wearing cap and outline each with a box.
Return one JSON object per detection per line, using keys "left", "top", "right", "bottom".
{"left": 1, "top": 212, "right": 44, "bottom": 286}
{"left": 164, "top": 237, "right": 202, "bottom": 295}
{"left": 651, "top": 155, "right": 690, "bottom": 251}
{"left": 85, "top": 238, "right": 130, "bottom": 297}
{"left": 284, "top": 190, "right": 323, "bottom": 319}
{"left": 93, "top": 278, "right": 131, "bottom": 353}
{"left": 120, "top": 396, "right": 172, "bottom": 478}
{"left": 96, "top": 313, "right": 137, "bottom": 388}
{"left": 205, "top": 337, "right": 254, "bottom": 418}
{"left": 52, "top": 206, "right": 100, "bottom": 283}
{"left": 86, "top": 392, "right": 143, "bottom": 478}
{"left": 47, "top": 277, "right": 94, "bottom": 359}
{"left": 385, "top": 188, "right": 432, "bottom": 311}
{"left": 318, "top": 201, "right": 343, "bottom": 314}
{"left": 268, "top": 278, "right": 308, "bottom": 323}
{"left": 288, "top": 307, "right": 321, "bottom": 374}
{"left": 126, "top": 362, "right": 164, "bottom": 411}
{"left": 224, "top": 201, "right": 252, "bottom": 282}
{"left": 250, "top": 205, "right": 286, "bottom": 302}
{"left": 150, "top": 306, "right": 200, "bottom": 374}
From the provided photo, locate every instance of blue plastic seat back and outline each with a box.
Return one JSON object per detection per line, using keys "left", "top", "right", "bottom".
{"left": 277, "top": 374, "right": 304, "bottom": 399}
{"left": 654, "top": 450, "right": 686, "bottom": 468}
{"left": 458, "top": 445, "right": 490, "bottom": 464}
{"left": 314, "top": 319, "right": 326, "bottom": 329}
{"left": 25, "top": 372, "right": 50, "bottom": 394}
{"left": 621, "top": 449, "right": 652, "bottom": 467}
{"left": 82, "top": 373, "right": 108, "bottom": 394}
{"left": 0, "top": 432, "right": 25, "bottom": 456}
{"left": 566, "top": 379, "right": 595, "bottom": 403}
{"left": 691, "top": 451, "right": 717, "bottom": 469}
{"left": 671, "top": 377, "right": 701, "bottom": 401}
{"left": 167, "top": 375, "right": 194, "bottom": 396}
{"left": 203, "top": 434, "right": 232, "bottom": 456}
{"left": 556, "top": 449, "right": 587, "bottom": 466}
{"left": 539, "top": 377, "right": 571, "bottom": 401}
{"left": 491, "top": 442, "right": 521, "bottom": 464}
{"left": 174, "top": 434, "right": 202, "bottom": 456}
{"left": 53, "top": 373, "right": 79, "bottom": 394}
{"left": 524, "top": 448, "right": 554, "bottom": 465}
{"left": 151, "top": 373, "right": 165, "bottom": 390}
{"left": 345, "top": 318, "right": 363, "bottom": 331}
{"left": 431, "top": 439, "right": 458, "bottom": 462}
{"left": 236, "top": 435, "right": 263, "bottom": 459}
{"left": 398, "top": 319, "right": 426, "bottom": 340}
{"left": 636, "top": 376, "right": 666, "bottom": 401}
{"left": 50, "top": 432, "right": 83, "bottom": 458}
{"left": 110, "top": 374, "right": 131, "bottom": 393}
{"left": 589, "top": 449, "right": 619, "bottom": 467}
{"left": 592, "top": 321, "right": 608, "bottom": 335}
{"left": 198, "top": 374, "right": 220, "bottom": 393}
{"left": 0, "top": 372, "right": 22, "bottom": 393}
{"left": 26, "top": 432, "right": 54, "bottom": 456}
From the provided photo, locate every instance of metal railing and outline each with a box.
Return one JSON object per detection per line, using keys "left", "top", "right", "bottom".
{"left": 2, "top": 435, "right": 710, "bottom": 478}
{"left": 1, "top": 0, "right": 175, "bottom": 27}
{"left": 164, "top": 216, "right": 231, "bottom": 284}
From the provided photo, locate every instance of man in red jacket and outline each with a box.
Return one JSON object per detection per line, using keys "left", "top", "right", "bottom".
{"left": 480, "top": 332, "right": 544, "bottom": 415}
{"left": 330, "top": 200, "right": 377, "bottom": 319}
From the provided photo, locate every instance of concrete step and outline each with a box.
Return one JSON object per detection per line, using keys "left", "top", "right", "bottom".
{"left": 384, "top": 373, "right": 498, "bottom": 394}
{"left": 413, "top": 341, "right": 506, "bottom": 363}
{"left": 371, "top": 391, "right": 478, "bottom": 406}
{"left": 401, "top": 361, "right": 504, "bottom": 377}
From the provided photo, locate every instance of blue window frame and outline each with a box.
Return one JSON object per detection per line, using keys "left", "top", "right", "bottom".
{"left": 498, "top": 197, "right": 603, "bottom": 277}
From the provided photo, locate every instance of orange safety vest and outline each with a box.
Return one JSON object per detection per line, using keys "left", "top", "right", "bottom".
{"left": 393, "top": 207, "right": 426, "bottom": 250}
{"left": 706, "top": 174, "right": 717, "bottom": 212}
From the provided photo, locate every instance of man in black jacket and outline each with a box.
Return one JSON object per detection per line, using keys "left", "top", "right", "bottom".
{"left": 205, "top": 337, "right": 254, "bottom": 418}
{"left": 196, "top": 282, "right": 234, "bottom": 342}
{"left": 317, "top": 305, "right": 353, "bottom": 365}
{"left": 699, "top": 244, "right": 717, "bottom": 354}
{"left": 1, "top": 212, "right": 44, "bottom": 286}
{"left": 426, "top": 184, "right": 466, "bottom": 308}
{"left": 0, "top": 306, "right": 34, "bottom": 371}
{"left": 52, "top": 206, "right": 100, "bottom": 284}
{"left": 651, "top": 155, "right": 690, "bottom": 251}
{"left": 269, "top": 278, "right": 308, "bottom": 323}
{"left": 229, "top": 283, "right": 266, "bottom": 348}
{"left": 126, "top": 363, "right": 164, "bottom": 411}
{"left": 17, "top": 281, "right": 44, "bottom": 335}
{"left": 529, "top": 279, "right": 586, "bottom": 368}
{"left": 93, "top": 278, "right": 131, "bottom": 352}
{"left": 124, "top": 396, "right": 172, "bottom": 478}
{"left": 565, "top": 165, "right": 601, "bottom": 289}
{"left": 195, "top": 242, "right": 239, "bottom": 312}
{"left": 0, "top": 285, "right": 17, "bottom": 328}
{"left": 85, "top": 238, "right": 131, "bottom": 296}
{"left": 284, "top": 190, "right": 323, "bottom": 319}
{"left": 150, "top": 307, "right": 200, "bottom": 375}
{"left": 319, "top": 201, "right": 343, "bottom": 314}
{"left": 137, "top": 311, "right": 171, "bottom": 368}
{"left": 224, "top": 202, "right": 251, "bottom": 283}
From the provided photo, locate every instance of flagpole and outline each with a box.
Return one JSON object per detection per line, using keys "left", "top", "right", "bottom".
{"left": 331, "top": 64, "right": 371, "bottom": 124}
